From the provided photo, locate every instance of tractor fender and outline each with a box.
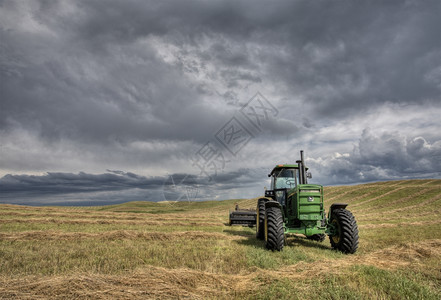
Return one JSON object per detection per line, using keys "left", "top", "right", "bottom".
{"left": 328, "top": 203, "right": 348, "bottom": 220}
{"left": 264, "top": 200, "right": 282, "bottom": 211}
{"left": 330, "top": 203, "right": 348, "bottom": 210}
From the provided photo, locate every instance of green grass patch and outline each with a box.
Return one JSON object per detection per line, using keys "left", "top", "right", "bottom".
{"left": 246, "top": 245, "right": 313, "bottom": 269}
{"left": 249, "top": 265, "right": 440, "bottom": 300}
{"left": 359, "top": 223, "right": 441, "bottom": 252}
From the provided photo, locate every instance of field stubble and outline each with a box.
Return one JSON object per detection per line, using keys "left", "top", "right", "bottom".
{"left": 1, "top": 180, "right": 440, "bottom": 299}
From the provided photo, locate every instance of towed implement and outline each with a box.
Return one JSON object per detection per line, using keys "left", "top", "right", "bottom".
{"left": 257, "top": 150, "right": 359, "bottom": 253}
{"left": 228, "top": 204, "right": 257, "bottom": 227}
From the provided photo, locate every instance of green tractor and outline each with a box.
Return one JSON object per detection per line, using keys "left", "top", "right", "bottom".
{"left": 256, "top": 151, "right": 359, "bottom": 254}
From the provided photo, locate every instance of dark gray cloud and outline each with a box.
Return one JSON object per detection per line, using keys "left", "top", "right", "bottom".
{"left": 0, "top": 170, "right": 164, "bottom": 205}
{"left": 1, "top": 0, "right": 440, "bottom": 205}
{"left": 0, "top": 170, "right": 203, "bottom": 205}
{"left": 309, "top": 129, "right": 441, "bottom": 185}
{"left": 0, "top": 170, "right": 162, "bottom": 194}
{"left": 0, "top": 168, "right": 264, "bottom": 205}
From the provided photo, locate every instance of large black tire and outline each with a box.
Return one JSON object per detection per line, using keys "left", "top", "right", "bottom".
{"left": 307, "top": 234, "right": 326, "bottom": 242}
{"left": 329, "top": 208, "right": 359, "bottom": 254}
{"left": 256, "top": 198, "right": 266, "bottom": 240}
{"left": 265, "top": 206, "right": 284, "bottom": 251}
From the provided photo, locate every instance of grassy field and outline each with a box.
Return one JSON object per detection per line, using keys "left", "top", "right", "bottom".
{"left": 1, "top": 179, "right": 440, "bottom": 299}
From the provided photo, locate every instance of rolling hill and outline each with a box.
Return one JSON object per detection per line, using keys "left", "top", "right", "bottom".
{"left": 1, "top": 179, "right": 440, "bottom": 299}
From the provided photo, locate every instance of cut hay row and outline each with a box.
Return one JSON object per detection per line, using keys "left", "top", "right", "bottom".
{"left": 345, "top": 184, "right": 439, "bottom": 210}
{"left": 0, "top": 267, "right": 233, "bottom": 300}
{"left": 355, "top": 193, "right": 441, "bottom": 217}
{"left": 0, "top": 207, "right": 223, "bottom": 219}
{"left": 325, "top": 180, "right": 440, "bottom": 206}
{"left": 0, "top": 211, "right": 215, "bottom": 222}
{"left": 1, "top": 239, "right": 439, "bottom": 299}
{"left": 357, "top": 210, "right": 441, "bottom": 224}
{"left": 366, "top": 186, "right": 440, "bottom": 209}
{"left": 358, "top": 219, "right": 441, "bottom": 229}
{"left": 325, "top": 179, "right": 410, "bottom": 195}
{"left": 0, "top": 218, "right": 223, "bottom": 227}
{"left": 0, "top": 230, "right": 243, "bottom": 242}
{"left": 325, "top": 184, "right": 381, "bottom": 203}
{"left": 345, "top": 186, "right": 409, "bottom": 208}
{"left": 268, "top": 239, "right": 441, "bottom": 277}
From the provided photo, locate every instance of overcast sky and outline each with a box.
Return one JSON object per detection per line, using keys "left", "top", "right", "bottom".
{"left": 1, "top": 0, "right": 440, "bottom": 205}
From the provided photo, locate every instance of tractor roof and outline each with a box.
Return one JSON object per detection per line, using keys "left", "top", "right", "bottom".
{"left": 269, "top": 164, "right": 308, "bottom": 175}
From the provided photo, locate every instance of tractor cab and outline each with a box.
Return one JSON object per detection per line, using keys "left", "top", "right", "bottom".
{"left": 272, "top": 167, "right": 297, "bottom": 190}
{"left": 265, "top": 164, "right": 310, "bottom": 207}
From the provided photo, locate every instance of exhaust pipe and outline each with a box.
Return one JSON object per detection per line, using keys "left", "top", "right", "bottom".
{"left": 297, "top": 150, "right": 307, "bottom": 184}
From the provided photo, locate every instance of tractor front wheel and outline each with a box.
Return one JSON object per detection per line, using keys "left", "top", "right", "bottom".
{"left": 329, "top": 208, "right": 359, "bottom": 254}
{"left": 256, "top": 198, "right": 266, "bottom": 240}
{"left": 265, "top": 206, "right": 284, "bottom": 251}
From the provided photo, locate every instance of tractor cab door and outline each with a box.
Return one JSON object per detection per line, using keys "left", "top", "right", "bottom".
{"left": 273, "top": 168, "right": 297, "bottom": 206}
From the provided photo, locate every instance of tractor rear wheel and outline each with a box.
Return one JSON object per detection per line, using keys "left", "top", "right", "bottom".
{"left": 256, "top": 198, "right": 266, "bottom": 240}
{"left": 329, "top": 208, "right": 359, "bottom": 254}
{"left": 307, "top": 234, "right": 326, "bottom": 242}
{"left": 265, "top": 206, "right": 284, "bottom": 251}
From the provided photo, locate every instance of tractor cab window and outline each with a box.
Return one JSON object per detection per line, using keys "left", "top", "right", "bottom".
{"left": 274, "top": 168, "right": 297, "bottom": 190}
{"left": 272, "top": 168, "right": 297, "bottom": 207}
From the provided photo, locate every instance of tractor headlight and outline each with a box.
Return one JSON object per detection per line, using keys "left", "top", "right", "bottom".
{"left": 307, "top": 196, "right": 314, "bottom": 202}
{"left": 300, "top": 189, "right": 321, "bottom": 193}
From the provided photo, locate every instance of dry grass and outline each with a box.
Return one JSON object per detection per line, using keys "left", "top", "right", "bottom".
{"left": 0, "top": 230, "right": 245, "bottom": 242}
{"left": 1, "top": 240, "right": 440, "bottom": 299}
{"left": 1, "top": 179, "right": 441, "bottom": 299}
{"left": 0, "top": 218, "right": 222, "bottom": 227}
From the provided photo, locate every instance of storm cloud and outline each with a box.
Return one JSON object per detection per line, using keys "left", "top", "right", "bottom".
{"left": 309, "top": 129, "right": 441, "bottom": 185}
{"left": 1, "top": 0, "right": 440, "bottom": 205}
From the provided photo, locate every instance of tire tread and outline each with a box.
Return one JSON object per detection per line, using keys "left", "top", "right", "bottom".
{"left": 266, "top": 206, "right": 284, "bottom": 251}
{"left": 256, "top": 198, "right": 266, "bottom": 240}
{"left": 329, "top": 208, "right": 359, "bottom": 254}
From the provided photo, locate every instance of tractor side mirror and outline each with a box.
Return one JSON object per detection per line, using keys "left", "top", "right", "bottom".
{"left": 307, "top": 172, "right": 312, "bottom": 179}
